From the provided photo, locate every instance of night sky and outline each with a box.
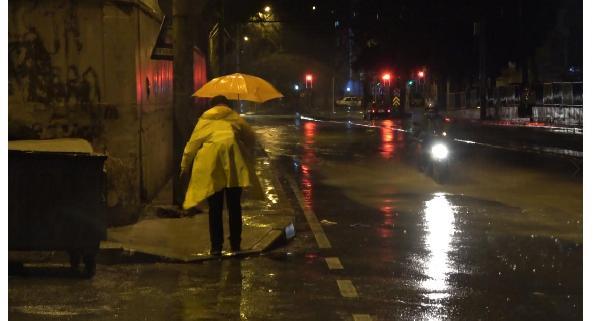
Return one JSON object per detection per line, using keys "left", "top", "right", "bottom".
{"left": 221, "top": 0, "right": 582, "bottom": 84}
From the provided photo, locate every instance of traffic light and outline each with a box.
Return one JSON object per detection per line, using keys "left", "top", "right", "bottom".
{"left": 382, "top": 73, "right": 391, "bottom": 86}
{"left": 305, "top": 74, "right": 313, "bottom": 88}
{"left": 418, "top": 71, "right": 425, "bottom": 78}
{"left": 408, "top": 80, "right": 415, "bottom": 86}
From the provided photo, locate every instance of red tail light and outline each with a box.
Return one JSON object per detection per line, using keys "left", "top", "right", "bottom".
{"left": 444, "top": 117, "right": 451, "bottom": 123}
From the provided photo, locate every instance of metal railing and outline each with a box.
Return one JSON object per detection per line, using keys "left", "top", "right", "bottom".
{"left": 446, "top": 82, "right": 582, "bottom": 126}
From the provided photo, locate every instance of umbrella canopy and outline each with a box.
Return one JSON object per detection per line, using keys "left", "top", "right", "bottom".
{"left": 192, "top": 73, "right": 283, "bottom": 103}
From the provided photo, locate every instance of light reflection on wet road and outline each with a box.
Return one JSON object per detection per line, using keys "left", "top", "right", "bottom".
{"left": 8, "top": 116, "right": 582, "bottom": 321}
{"left": 253, "top": 116, "right": 582, "bottom": 320}
{"left": 301, "top": 121, "right": 317, "bottom": 209}
{"left": 379, "top": 120, "right": 396, "bottom": 159}
{"left": 421, "top": 194, "right": 456, "bottom": 302}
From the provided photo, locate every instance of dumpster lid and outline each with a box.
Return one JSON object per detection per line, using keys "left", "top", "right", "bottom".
{"left": 8, "top": 138, "right": 94, "bottom": 154}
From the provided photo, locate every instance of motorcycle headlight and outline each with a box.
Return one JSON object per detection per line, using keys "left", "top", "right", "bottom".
{"left": 431, "top": 143, "right": 449, "bottom": 160}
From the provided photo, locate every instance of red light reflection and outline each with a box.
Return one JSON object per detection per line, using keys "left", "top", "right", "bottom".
{"left": 304, "top": 122, "right": 316, "bottom": 138}
{"left": 301, "top": 122, "right": 317, "bottom": 209}
{"left": 378, "top": 204, "right": 394, "bottom": 239}
{"left": 527, "top": 122, "right": 545, "bottom": 127}
{"left": 380, "top": 120, "right": 395, "bottom": 159}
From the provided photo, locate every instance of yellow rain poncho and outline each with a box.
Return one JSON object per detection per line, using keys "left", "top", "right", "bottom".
{"left": 180, "top": 105, "right": 261, "bottom": 210}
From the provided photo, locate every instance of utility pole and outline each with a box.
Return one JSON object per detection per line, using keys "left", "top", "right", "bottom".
{"left": 518, "top": 0, "right": 530, "bottom": 118}
{"left": 217, "top": 0, "right": 225, "bottom": 75}
{"left": 332, "top": 76, "right": 335, "bottom": 114}
{"left": 519, "top": 0, "right": 528, "bottom": 85}
{"left": 235, "top": 24, "right": 240, "bottom": 72}
{"left": 172, "top": 0, "right": 199, "bottom": 206}
{"left": 477, "top": 17, "right": 488, "bottom": 120}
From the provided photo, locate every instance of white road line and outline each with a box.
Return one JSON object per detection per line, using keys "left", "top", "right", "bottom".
{"left": 284, "top": 172, "right": 332, "bottom": 249}
{"left": 352, "top": 314, "right": 373, "bottom": 321}
{"left": 337, "top": 279, "right": 359, "bottom": 298}
{"left": 325, "top": 257, "right": 344, "bottom": 270}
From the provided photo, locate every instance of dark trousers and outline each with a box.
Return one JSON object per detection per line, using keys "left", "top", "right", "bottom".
{"left": 207, "top": 187, "right": 242, "bottom": 250}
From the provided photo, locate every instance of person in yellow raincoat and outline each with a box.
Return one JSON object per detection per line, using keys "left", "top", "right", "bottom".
{"left": 180, "top": 95, "right": 260, "bottom": 255}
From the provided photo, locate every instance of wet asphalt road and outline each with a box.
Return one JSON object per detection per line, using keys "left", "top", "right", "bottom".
{"left": 8, "top": 116, "right": 582, "bottom": 321}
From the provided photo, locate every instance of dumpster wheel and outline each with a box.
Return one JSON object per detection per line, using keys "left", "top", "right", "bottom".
{"left": 68, "top": 249, "right": 97, "bottom": 278}
{"left": 68, "top": 250, "right": 81, "bottom": 271}
{"left": 82, "top": 253, "right": 96, "bottom": 278}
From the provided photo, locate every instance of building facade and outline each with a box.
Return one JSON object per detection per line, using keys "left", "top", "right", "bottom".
{"left": 8, "top": 0, "right": 207, "bottom": 225}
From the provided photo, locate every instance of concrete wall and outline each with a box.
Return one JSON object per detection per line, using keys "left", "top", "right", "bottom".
{"left": 447, "top": 108, "right": 481, "bottom": 120}
{"left": 8, "top": 1, "right": 107, "bottom": 140}
{"left": 7, "top": 0, "right": 193, "bottom": 225}
{"left": 134, "top": 4, "right": 174, "bottom": 202}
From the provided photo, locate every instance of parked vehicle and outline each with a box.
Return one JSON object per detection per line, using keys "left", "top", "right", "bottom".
{"left": 336, "top": 96, "right": 362, "bottom": 110}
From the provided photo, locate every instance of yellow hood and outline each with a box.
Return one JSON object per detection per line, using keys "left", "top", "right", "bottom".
{"left": 201, "top": 105, "right": 240, "bottom": 121}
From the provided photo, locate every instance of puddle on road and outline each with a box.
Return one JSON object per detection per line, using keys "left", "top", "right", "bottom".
{"left": 253, "top": 117, "right": 582, "bottom": 319}
{"left": 420, "top": 193, "right": 457, "bottom": 301}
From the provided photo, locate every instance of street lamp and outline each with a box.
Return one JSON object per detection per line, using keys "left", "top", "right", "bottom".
{"left": 312, "top": 5, "right": 316, "bottom": 10}
{"left": 259, "top": 6, "right": 273, "bottom": 19}
{"left": 243, "top": 36, "right": 249, "bottom": 41}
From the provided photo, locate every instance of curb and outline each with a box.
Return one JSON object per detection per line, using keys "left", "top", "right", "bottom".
{"left": 94, "top": 140, "right": 296, "bottom": 264}
{"left": 97, "top": 220, "right": 295, "bottom": 264}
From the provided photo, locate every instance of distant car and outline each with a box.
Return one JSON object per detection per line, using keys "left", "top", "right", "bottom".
{"left": 365, "top": 102, "right": 391, "bottom": 120}
{"left": 335, "top": 96, "right": 362, "bottom": 110}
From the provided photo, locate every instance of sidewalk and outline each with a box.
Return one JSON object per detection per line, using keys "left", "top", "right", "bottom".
{"left": 100, "top": 151, "right": 296, "bottom": 262}
{"left": 448, "top": 118, "right": 582, "bottom": 158}
{"left": 456, "top": 118, "right": 582, "bottom": 135}
{"left": 301, "top": 111, "right": 582, "bottom": 159}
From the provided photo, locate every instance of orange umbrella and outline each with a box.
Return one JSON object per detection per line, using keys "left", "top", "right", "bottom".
{"left": 192, "top": 73, "right": 283, "bottom": 103}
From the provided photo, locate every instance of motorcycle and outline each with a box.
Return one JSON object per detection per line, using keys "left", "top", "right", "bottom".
{"left": 419, "top": 131, "right": 451, "bottom": 184}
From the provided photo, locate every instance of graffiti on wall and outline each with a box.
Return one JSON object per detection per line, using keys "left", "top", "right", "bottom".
{"left": 8, "top": 27, "right": 63, "bottom": 105}
{"left": 8, "top": 4, "right": 118, "bottom": 143}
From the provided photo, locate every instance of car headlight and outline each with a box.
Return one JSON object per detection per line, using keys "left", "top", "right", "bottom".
{"left": 431, "top": 143, "right": 449, "bottom": 160}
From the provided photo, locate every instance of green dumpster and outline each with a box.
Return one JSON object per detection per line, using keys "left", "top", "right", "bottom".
{"left": 9, "top": 139, "right": 107, "bottom": 277}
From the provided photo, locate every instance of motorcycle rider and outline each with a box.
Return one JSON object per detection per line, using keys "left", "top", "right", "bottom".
{"left": 417, "top": 106, "right": 446, "bottom": 171}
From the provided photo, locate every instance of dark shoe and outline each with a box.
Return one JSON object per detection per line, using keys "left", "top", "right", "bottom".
{"left": 210, "top": 248, "right": 222, "bottom": 256}
{"left": 185, "top": 206, "right": 203, "bottom": 216}
{"left": 230, "top": 244, "right": 241, "bottom": 252}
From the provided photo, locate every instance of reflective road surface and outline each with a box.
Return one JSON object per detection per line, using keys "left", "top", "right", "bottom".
{"left": 8, "top": 116, "right": 582, "bottom": 321}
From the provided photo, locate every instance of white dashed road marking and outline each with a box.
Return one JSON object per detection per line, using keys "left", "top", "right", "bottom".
{"left": 337, "top": 280, "right": 359, "bottom": 298}
{"left": 261, "top": 133, "right": 373, "bottom": 320}
{"left": 284, "top": 172, "right": 332, "bottom": 249}
{"left": 325, "top": 257, "right": 344, "bottom": 270}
